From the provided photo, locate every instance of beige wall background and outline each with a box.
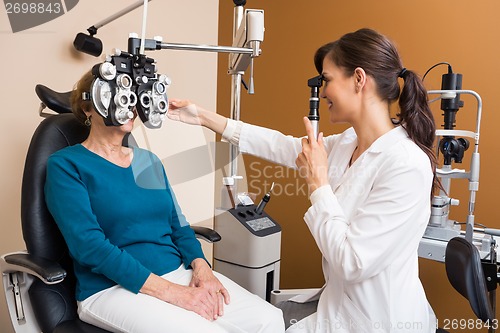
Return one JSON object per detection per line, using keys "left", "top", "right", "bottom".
{"left": 217, "top": 1, "right": 500, "bottom": 332}
{"left": 0, "top": 0, "right": 219, "bottom": 331}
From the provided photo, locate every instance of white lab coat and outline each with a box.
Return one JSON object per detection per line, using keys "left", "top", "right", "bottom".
{"left": 225, "top": 121, "right": 436, "bottom": 333}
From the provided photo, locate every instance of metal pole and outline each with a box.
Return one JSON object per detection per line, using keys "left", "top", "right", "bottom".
{"left": 228, "top": 4, "right": 245, "bottom": 184}
{"left": 230, "top": 73, "right": 243, "bottom": 179}
{"left": 160, "top": 43, "right": 253, "bottom": 55}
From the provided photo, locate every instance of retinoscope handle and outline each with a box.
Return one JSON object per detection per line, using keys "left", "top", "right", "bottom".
{"left": 255, "top": 182, "right": 275, "bottom": 215}
{"left": 308, "top": 75, "right": 323, "bottom": 140}
{"left": 255, "top": 192, "right": 270, "bottom": 215}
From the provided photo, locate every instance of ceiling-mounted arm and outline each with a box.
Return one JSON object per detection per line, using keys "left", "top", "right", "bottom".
{"left": 93, "top": 0, "right": 152, "bottom": 33}
{"left": 73, "top": 0, "right": 153, "bottom": 57}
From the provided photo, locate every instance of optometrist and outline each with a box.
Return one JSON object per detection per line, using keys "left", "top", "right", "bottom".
{"left": 167, "top": 28, "right": 438, "bottom": 333}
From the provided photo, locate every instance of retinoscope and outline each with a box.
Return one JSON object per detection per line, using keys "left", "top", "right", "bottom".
{"left": 307, "top": 75, "right": 323, "bottom": 140}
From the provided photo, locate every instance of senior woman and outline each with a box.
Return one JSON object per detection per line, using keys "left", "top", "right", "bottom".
{"left": 44, "top": 68, "right": 285, "bottom": 333}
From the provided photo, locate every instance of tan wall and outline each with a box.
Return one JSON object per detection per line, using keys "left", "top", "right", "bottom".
{"left": 0, "top": 1, "right": 219, "bottom": 331}
{"left": 217, "top": 1, "right": 500, "bottom": 331}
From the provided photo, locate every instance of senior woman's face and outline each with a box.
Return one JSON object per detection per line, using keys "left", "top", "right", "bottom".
{"left": 90, "top": 106, "right": 137, "bottom": 133}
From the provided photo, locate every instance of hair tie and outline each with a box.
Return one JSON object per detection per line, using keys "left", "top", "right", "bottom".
{"left": 398, "top": 68, "right": 408, "bottom": 79}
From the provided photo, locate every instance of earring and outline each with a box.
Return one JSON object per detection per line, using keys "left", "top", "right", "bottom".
{"left": 84, "top": 115, "right": 92, "bottom": 127}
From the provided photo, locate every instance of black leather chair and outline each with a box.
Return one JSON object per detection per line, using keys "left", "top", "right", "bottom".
{"left": 438, "top": 236, "right": 496, "bottom": 333}
{"left": 1, "top": 85, "right": 220, "bottom": 333}
{"left": 445, "top": 237, "right": 495, "bottom": 318}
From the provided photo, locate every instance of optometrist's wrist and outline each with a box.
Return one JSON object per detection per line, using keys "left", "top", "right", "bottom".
{"left": 309, "top": 185, "right": 332, "bottom": 205}
{"left": 221, "top": 118, "right": 243, "bottom": 145}
{"left": 200, "top": 109, "right": 229, "bottom": 135}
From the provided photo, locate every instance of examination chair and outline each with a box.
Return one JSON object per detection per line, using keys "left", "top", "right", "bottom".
{"left": 1, "top": 85, "right": 221, "bottom": 333}
{"left": 440, "top": 236, "right": 495, "bottom": 332}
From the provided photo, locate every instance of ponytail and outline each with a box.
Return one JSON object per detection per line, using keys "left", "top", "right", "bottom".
{"left": 398, "top": 70, "right": 439, "bottom": 195}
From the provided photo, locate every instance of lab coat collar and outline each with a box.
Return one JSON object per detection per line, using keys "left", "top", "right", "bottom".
{"left": 368, "top": 125, "right": 408, "bottom": 153}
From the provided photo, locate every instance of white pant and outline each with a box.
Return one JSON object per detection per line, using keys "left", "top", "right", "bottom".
{"left": 78, "top": 266, "right": 285, "bottom": 333}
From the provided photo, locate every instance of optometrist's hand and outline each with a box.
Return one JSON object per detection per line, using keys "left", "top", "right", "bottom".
{"left": 296, "top": 117, "right": 329, "bottom": 195}
{"left": 190, "top": 258, "right": 230, "bottom": 320}
{"left": 168, "top": 98, "right": 228, "bottom": 135}
{"left": 167, "top": 99, "right": 203, "bottom": 126}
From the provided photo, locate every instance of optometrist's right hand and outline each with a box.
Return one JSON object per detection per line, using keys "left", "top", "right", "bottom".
{"left": 168, "top": 98, "right": 228, "bottom": 135}
{"left": 167, "top": 99, "right": 203, "bottom": 126}
{"left": 296, "top": 117, "right": 329, "bottom": 195}
{"left": 140, "top": 273, "right": 220, "bottom": 321}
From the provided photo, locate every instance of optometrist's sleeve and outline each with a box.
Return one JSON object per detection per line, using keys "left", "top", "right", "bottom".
{"left": 221, "top": 118, "right": 243, "bottom": 146}
{"left": 222, "top": 119, "right": 303, "bottom": 169}
{"left": 304, "top": 149, "right": 433, "bottom": 283}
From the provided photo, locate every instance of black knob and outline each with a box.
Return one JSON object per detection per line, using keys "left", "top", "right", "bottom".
{"left": 233, "top": 0, "right": 246, "bottom": 6}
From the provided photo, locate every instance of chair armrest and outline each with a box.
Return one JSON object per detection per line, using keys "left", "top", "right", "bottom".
{"left": 0, "top": 228, "right": 218, "bottom": 283}
{"left": 1, "top": 252, "right": 66, "bottom": 284}
{"left": 192, "top": 226, "right": 221, "bottom": 243}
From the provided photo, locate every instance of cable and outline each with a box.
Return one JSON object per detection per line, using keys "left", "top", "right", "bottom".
{"left": 422, "top": 62, "right": 452, "bottom": 82}
{"left": 241, "top": 78, "right": 249, "bottom": 91}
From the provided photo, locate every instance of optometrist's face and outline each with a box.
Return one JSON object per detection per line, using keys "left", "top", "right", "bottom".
{"left": 320, "top": 57, "right": 357, "bottom": 124}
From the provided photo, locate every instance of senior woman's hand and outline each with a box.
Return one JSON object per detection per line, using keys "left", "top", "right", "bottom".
{"left": 140, "top": 268, "right": 228, "bottom": 322}
{"left": 296, "top": 117, "right": 329, "bottom": 195}
{"left": 190, "top": 258, "right": 230, "bottom": 319}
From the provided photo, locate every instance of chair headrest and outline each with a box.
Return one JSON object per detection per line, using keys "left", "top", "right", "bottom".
{"left": 35, "top": 84, "right": 73, "bottom": 114}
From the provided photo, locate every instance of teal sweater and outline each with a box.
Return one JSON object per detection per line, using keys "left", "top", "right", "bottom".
{"left": 45, "top": 144, "right": 205, "bottom": 301}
